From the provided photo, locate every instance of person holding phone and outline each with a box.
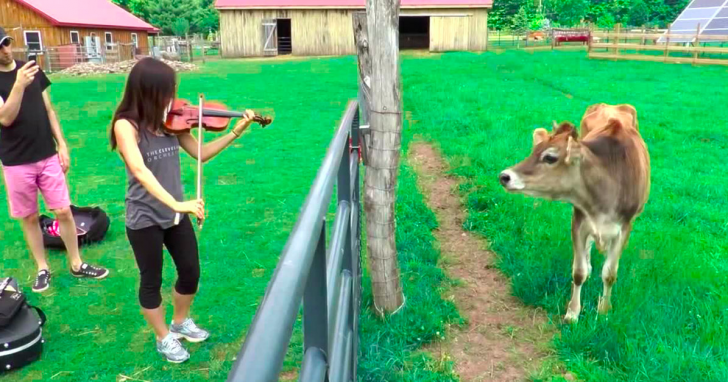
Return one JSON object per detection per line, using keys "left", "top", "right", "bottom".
{"left": 0, "top": 27, "right": 109, "bottom": 292}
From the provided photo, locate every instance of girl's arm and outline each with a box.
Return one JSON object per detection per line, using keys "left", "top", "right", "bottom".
{"left": 114, "top": 119, "right": 204, "bottom": 219}
{"left": 178, "top": 111, "right": 256, "bottom": 162}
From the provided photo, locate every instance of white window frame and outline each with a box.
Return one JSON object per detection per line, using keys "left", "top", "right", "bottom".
{"left": 131, "top": 33, "right": 138, "bottom": 48}
{"left": 70, "top": 30, "right": 80, "bottom": 45}
{"left": 104, "top": 32, "right": 113, "bottom": 50}
{"left": 24, "top": 30, "right": 43, "bottom": 52}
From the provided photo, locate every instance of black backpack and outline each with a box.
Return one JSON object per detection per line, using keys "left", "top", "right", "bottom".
{"left": 39, "top": 205, "right": 110, "bottom": 250}
{"left": 0, "top": 278, "right": 46, "bottom": 373}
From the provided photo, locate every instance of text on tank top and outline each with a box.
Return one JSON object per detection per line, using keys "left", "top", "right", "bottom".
{"left": 125, "top": 124, "right": 184, "bottom": 230}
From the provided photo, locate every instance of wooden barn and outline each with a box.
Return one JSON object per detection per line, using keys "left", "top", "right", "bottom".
{"left": 0, "top": 0, "right": 158, "bottom": 68}
{"left": 215, "top": 0, "right": 492, "bottom": 58}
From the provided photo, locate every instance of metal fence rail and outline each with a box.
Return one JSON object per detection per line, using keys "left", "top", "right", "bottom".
{"left": 227, "top": 100, "right": 362, "bottom": 382}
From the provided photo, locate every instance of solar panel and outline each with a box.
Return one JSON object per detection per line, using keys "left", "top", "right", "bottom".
{"left": 658, "top": 0, "right": 728, "bottom": 43}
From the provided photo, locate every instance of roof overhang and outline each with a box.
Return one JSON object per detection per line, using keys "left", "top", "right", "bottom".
{"left": 14, "top": 0, "right": 160, "bottom": 33}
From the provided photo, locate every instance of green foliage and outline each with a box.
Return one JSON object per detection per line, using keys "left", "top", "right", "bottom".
{"left": 493, "top": 0, "right": 691, "bottom": 29}
{"left": 629, "top": 0, "right": 651, "bottom": 27}
{"left": 513, "top": 6, "right": 531, "bottom": 33}
{"left": 111, "top": 0, "right": 149, "bottom": 19}
{"left": 112, "top": 0, "right": 220, "bottom": 33}
{"left": 173, "top": 18, "right": 191, "bottom": 37}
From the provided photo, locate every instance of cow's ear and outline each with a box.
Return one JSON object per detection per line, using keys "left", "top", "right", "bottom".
{"left": 555, "top": 121, "right": 578, "bottom": 139}
{"left": 533, "top": 128, "right": 549, "bottom": 147}
{"left": 565, "top": 136, "right": 582, "bottom": 165}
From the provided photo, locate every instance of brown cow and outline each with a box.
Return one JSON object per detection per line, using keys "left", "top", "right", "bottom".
{"left": 498, "top": 103, "right": 650, "bottom": 323}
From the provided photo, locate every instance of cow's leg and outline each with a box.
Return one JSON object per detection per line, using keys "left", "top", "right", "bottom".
{"left": 565, "top": 208, "right": 591, "bottom": 323}
{"left": 598, "top": 222, "right": 632, "bottom": 314}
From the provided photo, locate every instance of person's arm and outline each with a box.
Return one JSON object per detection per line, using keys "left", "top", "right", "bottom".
{"left": 178, "top": 110, "right": 256, "bottom": 162}
{"left": 114, "top": 119, "right": 203, "bottom": 219}
{"left": 42, "top": 90, "right": 65, "bottom": 147}
{"left": 0, "top": 61, "right": 39, "bottom": 127}
{"left": 42, "top": 88, "right": 71, "bottom": 172}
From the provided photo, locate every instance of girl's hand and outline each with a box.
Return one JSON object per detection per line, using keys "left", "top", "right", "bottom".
{"left": 174, "top": 199, "right": 205, "bottom": 220}
{"left": 232, "top": 110, "right": 257, "bottom": 136}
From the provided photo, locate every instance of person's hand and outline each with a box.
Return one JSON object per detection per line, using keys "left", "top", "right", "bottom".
{"left": 174, "top": 199, "right": 205, "bottom": 220}
{"left": 58, "top": 144, "right": 70, "bottom": 174}
{"left": 13, "top": 61, "right": 39, "bottom": 89}
{"left": 232, "top": 110, "right": 257, "bottom": 137}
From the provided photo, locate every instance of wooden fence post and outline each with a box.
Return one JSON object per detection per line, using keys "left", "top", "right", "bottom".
{"left": 664, "top": 23, "right": 672, "bottom": 62}
{"left": 614, "top": 23, "right": 621, "bottom": 60}
{"left": 353, "top": 0, "right": 405, "bottom": 316}
{"left": 693, "top": 23, "right": 701, "bottom": 65}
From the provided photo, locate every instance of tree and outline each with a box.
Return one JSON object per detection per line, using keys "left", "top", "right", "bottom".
{"left": 629, "top": 0, "right": 650, "bottom": 27}
{"left": 195, "top": 0, "right": 220, "bottom": 33}
{"left": 353, "top": 0, "right": 405, "bottom": 316}
{"left": 111, "top": 0, "right": 150, "bottom": 20}
{"left": 173, "top": 18, "right": 191, "bottom": 37}
{"left": 146, "top": 0, "right": 200, "bottom": 35}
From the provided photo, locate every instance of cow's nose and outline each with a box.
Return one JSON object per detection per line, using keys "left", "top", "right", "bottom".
{"left": 499, "top": 172, "right": 511, "bottom": 186}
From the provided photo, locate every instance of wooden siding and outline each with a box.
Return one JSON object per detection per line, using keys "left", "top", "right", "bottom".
{"left": 429, "top": 8, "right": 488, "bottom": 52}
{"left": 220, "top": 7, "right": 489, "bottom": 57}
{"left": 220, "top": 9, "right": 355, "bottom": 57}
{"left": 0, "top": 0, "right": 150, "bottom": 50}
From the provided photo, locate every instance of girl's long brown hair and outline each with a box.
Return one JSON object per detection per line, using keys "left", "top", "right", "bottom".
{"left": 109, "top": 57, "right": 177, "bottom": 150}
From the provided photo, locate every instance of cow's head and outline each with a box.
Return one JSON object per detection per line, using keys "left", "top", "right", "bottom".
{"left": 499, "top": 121, "right": 583, "bottom": 200}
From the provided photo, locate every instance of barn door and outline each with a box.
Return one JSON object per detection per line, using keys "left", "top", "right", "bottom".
{"left": 262, "top": 19, "right": 278, "bottom": 56}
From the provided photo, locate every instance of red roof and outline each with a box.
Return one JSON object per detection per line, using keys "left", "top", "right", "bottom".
{"left": 15, "top": 0, "right": 159, "bottom": 32}
{"left": 215, "top": 0, "right": 492, "bottom": 8}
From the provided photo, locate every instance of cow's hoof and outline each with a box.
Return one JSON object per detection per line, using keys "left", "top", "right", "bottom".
{"left": 597, "top": 298, "right": 611, "bottom": 314}
{"left": 564, "top": 311, "right": 579, "bottom": 323}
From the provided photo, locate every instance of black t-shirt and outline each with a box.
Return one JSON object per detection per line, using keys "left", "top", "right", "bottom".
{"left": 0, "top": 60, "right": 56, "bottom": 166}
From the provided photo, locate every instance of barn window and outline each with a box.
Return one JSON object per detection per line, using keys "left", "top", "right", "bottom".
{"left": 70, "top": 31, "right": 80, "bottom": 45}
{"left": 24, "top": 31, "right": 42, "bottom": 51}
{"left": 105, "top": 32, "right": 113, "bottom": 50}
{"left": 131, "top": 33, "right": 138, "bottom": 48}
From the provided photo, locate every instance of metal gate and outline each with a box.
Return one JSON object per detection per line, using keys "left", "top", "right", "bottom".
{"left": 263, "top": 19, "right": 278, "bottom": 56}
{"left": 226, "top": 101, "right": 363, "bottom": 382}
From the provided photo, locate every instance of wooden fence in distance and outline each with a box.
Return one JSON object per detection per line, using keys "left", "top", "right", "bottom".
{"left": 588, "top": 24, "right": 728, "bottom": 66}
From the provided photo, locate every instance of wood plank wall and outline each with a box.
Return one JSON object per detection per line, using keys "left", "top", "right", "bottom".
{"left": 220, "top": 9, "right": 356, "bottom": 57}
{"left": 429, "top": 8, "right": 488, "bottom": 52}
{"left": 0, "top": 0, "right": 150, "bottom": 50}
{"left": 220, "top": 7, "right": 490, "bottom": 57}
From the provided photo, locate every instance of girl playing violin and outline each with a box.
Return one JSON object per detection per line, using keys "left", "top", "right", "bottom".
{"left": 109, "top": 58, "right": 256, "bottom": 363}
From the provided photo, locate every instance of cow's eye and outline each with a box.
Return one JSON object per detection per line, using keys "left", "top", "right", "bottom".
{"left": 543, "top": 154, "right": 558, "bottom": 164}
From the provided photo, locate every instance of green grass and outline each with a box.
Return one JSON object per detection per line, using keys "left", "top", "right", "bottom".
{"left": 0, "top": 58, "right": 361, "bottom": 381}
{"left": 0, "top": 55, "right": 461, "bottom": 382}
{"left": 401, "top": 50, "right": 728, "bottom": 381}
{"left": 2, "top": 49, "right": 726, "bottom": 382}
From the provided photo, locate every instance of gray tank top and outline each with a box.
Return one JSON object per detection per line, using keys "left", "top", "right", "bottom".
{"left": 125, "top": 123, "right": 184, "bottom": 230}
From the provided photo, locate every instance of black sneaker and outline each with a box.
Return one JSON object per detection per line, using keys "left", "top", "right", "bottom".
{"left": 71, "top": 263, "right": 109, "bottom": 279}
{"left": 32, "top": 270, "right": 50, "bottom": 293}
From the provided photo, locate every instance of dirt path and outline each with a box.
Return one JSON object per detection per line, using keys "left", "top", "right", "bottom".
{"left": 409, "top": 142, "right": 570, "bottom": 382}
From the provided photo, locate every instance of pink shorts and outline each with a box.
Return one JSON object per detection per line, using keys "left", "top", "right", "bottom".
{"left": 2, "top": 154, "right": 70, "bottom": 219}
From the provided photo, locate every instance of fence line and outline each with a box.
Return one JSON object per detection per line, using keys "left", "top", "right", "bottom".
{"left": 226, "top": 101, "right": 362, "bottom": 382}
{"left": 588, "top": 24, "right": 728, "bottom": 66}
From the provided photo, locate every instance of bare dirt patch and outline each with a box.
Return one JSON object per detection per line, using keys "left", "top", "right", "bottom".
{"left": 409, "top": 142, "right": 569, "bottom": 382}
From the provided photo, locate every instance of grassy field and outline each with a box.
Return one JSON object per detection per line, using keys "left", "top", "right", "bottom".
{"left": 402, "top": 50, "right": 728, "bottom": 381}
{"left": 0, "top": 58, "right": 361, "bottom": 381}
{"left": 1, "top": 50, "right": 726, "bottom": 381}
{"left": 0, "top": 55, "right": 462, "bottom": 382}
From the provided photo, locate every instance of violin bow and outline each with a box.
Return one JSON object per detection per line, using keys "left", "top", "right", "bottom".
{"left": 197, "top": 93, "right": 204, "bottom": 229}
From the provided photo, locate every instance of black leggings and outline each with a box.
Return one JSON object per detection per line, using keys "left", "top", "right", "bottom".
{"left": 126, "top": 215, "right": 200, "bottom": 310}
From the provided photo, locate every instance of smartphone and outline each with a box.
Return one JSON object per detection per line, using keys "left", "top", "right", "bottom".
{"left": 27, "top": 53, "right": 37, "bottom": 64}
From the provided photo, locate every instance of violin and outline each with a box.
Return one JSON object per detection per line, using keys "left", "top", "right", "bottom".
{"left": 164, "top": 98, "right": 273, "bottom": 134}
{"left": 168, "top": 95, "right": 273, "bottom": 229}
